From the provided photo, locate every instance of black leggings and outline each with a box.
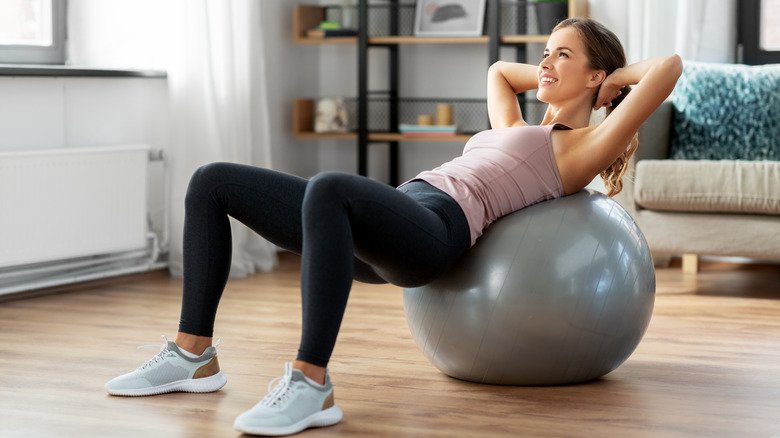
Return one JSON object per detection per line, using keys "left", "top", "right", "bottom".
{"left": 179, "top": 162, "right": 470, "bottom": 367}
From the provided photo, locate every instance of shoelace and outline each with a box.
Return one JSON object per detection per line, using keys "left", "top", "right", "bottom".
{"left": 136, "top": 335, "right": 173, "bottom": 370}
{"left": 259, "top": 363, "right": 297, "bottom": 408}
{"left": 135, "top": 335, "right": 222, "bottom": 371}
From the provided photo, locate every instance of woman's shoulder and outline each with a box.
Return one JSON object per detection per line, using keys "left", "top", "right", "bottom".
{"left": 550, "top": 125, "right": 601, "bottom": 194}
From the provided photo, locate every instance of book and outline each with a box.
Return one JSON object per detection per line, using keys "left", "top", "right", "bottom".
{"left": 306, "top": 28, "right": 358, "bottom": 38}
{"left": 399, "top": 124, "right": 458, "bottom": 134}
{"left": 401, "top": 131, "right": 457, "bottom": 137}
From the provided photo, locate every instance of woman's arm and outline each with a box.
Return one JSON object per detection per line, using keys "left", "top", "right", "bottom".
{"left": 487, "top": 61, "right": 539, "bottom": 128}
{"left": 582, "top": 55, "right": 683, "bottom": 175}
{"left": 594, "top": 56, "right": 680, "bottom": 109}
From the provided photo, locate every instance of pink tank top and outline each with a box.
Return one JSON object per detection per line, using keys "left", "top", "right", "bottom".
{"left": 405, "top": 123, "right": 568, "bottom": 246}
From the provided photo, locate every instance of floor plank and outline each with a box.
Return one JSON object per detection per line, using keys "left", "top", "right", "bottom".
{"left": 1, "top": 254, "right": 779, "bottom": 437}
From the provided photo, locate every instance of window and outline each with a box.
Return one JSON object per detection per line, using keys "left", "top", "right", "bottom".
{"left": 0, "top": 0, "right": 66, "bottom": 64}
{"left": 738, "top": 0, "right": 780, "bottom": 64}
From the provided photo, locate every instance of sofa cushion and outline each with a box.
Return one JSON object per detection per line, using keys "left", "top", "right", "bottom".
{"left": 634, "top": 159, "right": 780, "bottom": 215}
{"left": 669, "top": 61, "right": 780, "bottom": 160}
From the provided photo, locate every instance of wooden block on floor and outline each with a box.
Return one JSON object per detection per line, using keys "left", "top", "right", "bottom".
{"left": 682, "top": 253, "right": 699, "bottom": 274}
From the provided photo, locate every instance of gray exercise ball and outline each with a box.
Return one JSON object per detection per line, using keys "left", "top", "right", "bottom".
{"left": 403, "top": 190, "right": 655, "bottom": 386}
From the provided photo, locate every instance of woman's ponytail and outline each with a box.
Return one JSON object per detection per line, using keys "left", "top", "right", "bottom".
{"left": 600, "top": 86, "right": 639, "bottom": 197}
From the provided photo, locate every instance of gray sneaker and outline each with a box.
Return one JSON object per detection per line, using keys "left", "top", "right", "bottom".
{"left": 233, "top": 362, "right": 343, "bottom": 436}
{"left": 105, "top": 336, "right": 226, "bottom": 396}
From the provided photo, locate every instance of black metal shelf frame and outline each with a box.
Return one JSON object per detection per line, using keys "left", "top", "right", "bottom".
{"left": 357, "top": 0, "right": 534, "bottom": 186}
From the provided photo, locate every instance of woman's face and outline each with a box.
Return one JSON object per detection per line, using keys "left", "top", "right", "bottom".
{"left": 537, "top": 27, "right": 603, "bottom": 105}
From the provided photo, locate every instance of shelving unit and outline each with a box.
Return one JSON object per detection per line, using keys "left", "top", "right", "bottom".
{"left": 293, "top": 0, "right": 587, "bottom": 185}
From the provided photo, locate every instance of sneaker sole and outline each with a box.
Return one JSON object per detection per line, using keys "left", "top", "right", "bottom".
{"left": 106, "top": 371, "right": 227, "bottom": 396}
{"left": 233, "top": 405, "right": 343, "bottom": 436}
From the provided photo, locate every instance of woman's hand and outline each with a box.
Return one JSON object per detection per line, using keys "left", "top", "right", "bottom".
{"left": 594, "top": 70, "right": 625, "bottom": 110}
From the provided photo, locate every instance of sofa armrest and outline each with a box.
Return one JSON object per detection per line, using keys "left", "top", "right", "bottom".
{"left": 636, "top": 100, "right": 673, "bottom": 161}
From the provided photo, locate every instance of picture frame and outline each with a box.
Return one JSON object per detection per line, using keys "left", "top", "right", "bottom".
{"left": 414, "top": 0, "right": 487, "bottom": 37}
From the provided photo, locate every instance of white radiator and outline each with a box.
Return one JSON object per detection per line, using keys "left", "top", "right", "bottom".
{"left": 0, "top": 145, "right": 162, "bottom": 294}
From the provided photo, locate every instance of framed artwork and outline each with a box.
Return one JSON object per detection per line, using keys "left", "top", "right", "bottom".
{"left": 414, "top": 0, "right": 487, "bottom": 37}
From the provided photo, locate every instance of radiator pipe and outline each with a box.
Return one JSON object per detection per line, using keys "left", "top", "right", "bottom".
{"left": 0, "top": 261, "right": 169, "bottom": 297}
{"left": 0, "top": 249, "right": 150, "bottom": 281}
{"left": 148, "top": 148, "right": 171, "bottom": 254}
{"left": 0, "top": 233, "right": 163, "bottom": 289}
{"left": 0, "top": 232, "right": 164, "bottom": 296}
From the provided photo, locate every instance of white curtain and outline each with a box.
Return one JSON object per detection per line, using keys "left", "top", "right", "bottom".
{"left": 588, "top": 0, "right": 737, "bottom": 64}
{"left": 166, "top": 0, "right": 277, "bottom": 278}
{"left": 67, "top": 0, "right": 278, "bottom": 278}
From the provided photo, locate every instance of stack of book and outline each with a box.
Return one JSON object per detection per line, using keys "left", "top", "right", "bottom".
{"left": 399, "top": 124, "right": 458, "bottom": 137}
{"left": 306, "top": 28, "right": 358, "bottom": 38}
{"left": 307, "top": 20, "right": 357, "bottom": 39}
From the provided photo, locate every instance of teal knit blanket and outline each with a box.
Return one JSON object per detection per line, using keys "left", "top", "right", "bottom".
{"left": 670, "top": 61, "right": 780, "bottom": 160}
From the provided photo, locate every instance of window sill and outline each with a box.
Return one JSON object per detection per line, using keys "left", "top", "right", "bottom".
{"left": 0, "top": 64, "right": 167, "bottom": 78}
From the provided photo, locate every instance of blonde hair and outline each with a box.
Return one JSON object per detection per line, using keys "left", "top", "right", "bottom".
{"left": 553, "top": 18, "right": 639, "bottom": 197}
{"left": 599, "top": 135, "right": 638, "bottom": 196}
{"left": 601, "top": 89, "right": 639, "bottom": 196}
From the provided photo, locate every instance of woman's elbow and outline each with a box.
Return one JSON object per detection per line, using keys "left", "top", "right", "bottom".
{"left": 665, "top": 54, "right": 683, "bottom": 78}
{"left": 488, "top": 61, "right": 502, "bottom": 76}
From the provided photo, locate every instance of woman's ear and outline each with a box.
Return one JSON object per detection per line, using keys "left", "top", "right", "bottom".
{"left": 586, "top": 70, "right": 606, "bottom": 89}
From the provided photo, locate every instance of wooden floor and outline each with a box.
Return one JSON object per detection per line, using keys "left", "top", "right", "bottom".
{"left": 1, "top": 253, "right": 779, "bottom": 437}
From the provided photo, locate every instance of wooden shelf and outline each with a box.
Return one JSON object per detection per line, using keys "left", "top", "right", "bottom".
{"left": 294, "top": 99, "right": 471, "bottom": 142}
{"left": 500, "top": 35, "right": 551, "bottom": 44}
{"left": 295, "top": 131, "right": 472, "bottom": 142}
{"left": 295, "top": 131, "right": 357, "bottom": 140}
{"left": 293, "top": 5, "right": 324, "bottom": 42}
{"left": 293, "top": 4, "right": 358, "bottom": 44}
{"left": 295, "top": 36, "right": 357, "bottom": 45}
{"left": 370, "top": 36, "right": 489, "bottom": 45}
{"left": 370, "top": 133, "right": 473, "bottom": 142}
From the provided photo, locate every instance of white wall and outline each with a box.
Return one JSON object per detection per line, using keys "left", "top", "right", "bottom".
{"left": 0, "top": 76, "right": 168, "bottom": 152}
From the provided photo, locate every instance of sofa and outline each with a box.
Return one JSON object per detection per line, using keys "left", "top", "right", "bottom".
{"left": 614, "top": 61, "right": 780, "bottom": 273}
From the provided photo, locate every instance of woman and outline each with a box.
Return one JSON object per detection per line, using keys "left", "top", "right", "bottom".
{"left": 106, "top": 17, "right": 682, "bottom": 436}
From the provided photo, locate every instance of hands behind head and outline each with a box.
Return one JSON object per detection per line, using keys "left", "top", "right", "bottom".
{"left": 595, "top": 72, "right": 624, "bottom": 110}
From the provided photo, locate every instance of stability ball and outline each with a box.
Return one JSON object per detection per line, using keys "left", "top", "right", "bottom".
{"left": 403, "top": 190, "right": 655, "bottom": 385}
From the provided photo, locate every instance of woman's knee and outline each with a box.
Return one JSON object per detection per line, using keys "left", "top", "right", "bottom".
{"left": 186, "top": 162, "right": 234, "bottom": 204}
{"left": 304, "top": 171, "right": 356, "bottom": 203}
